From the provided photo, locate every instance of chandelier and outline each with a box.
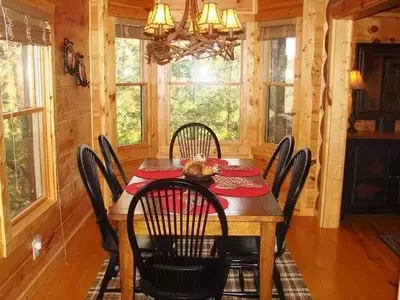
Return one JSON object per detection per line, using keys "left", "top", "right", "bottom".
{"left": 143, "top": 0, "right": 244, "bottom": 65}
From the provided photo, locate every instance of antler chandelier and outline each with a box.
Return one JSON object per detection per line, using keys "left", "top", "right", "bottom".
{"left": 143, "top": 1, "right": 244, "bottom": 65}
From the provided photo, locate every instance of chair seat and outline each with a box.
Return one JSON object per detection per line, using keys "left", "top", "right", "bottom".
{"left": 140, "top": 256, "right": 231, "bottom": 300}
{"left": 103, "top": 234, "right": 154, "bottom": 254}
{"left": 225, "top": 236, "right": 286, "bottom": 264}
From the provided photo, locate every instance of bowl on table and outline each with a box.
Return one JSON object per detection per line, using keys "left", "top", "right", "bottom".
{"left": 183, "top": 155, "right": 219, "bottom": 182}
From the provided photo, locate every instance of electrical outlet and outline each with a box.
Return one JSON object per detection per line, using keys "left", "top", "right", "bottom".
{"left": 32, "top": 234, "right": 42, "bottom": 260}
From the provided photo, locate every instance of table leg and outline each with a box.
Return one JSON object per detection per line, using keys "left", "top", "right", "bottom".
{"left": 119, "top": 220, "right": 134, "bottom": 300}
{"left": 260, "top": 222, "right": 276, "bottom": 300}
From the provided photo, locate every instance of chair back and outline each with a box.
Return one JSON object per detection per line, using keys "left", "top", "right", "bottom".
{"left": 262, "top": 135, "right": 295, "bottom": 197}
{"left": 98, "top": 134, "right": 128, "bottom": 200}
{"left": 77, "top": 144, "right": 119, "bottom": 253}
{"left": 169, "top": 123, "right": 222, "bottom": 159}
{"left": 275, "top": 148, "right": 311, "bottom": 256}
{"left": 127, "top": 179, "right": 229, "bottom": 296}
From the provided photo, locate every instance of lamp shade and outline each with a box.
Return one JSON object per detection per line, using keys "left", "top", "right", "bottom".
{"left": 147, "top": 3, "right": 175, "bottom": 29}
{"left": 349, "top": 70, "right": 365, "bottom": 89}
{"left": 198, "top": 3, "right": 223, "bottom": 27}
{"left": 220, "top": 9, "right": 243, "bottom": 33}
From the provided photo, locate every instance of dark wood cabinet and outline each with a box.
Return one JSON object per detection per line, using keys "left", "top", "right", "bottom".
{"left": 342, "top": 133, "right": 400, "bottom": 214}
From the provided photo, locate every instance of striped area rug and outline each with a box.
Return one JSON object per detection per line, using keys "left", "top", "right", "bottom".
{"left": 86, "top": 250, "right": 311, "bottom": 299}
{"left": 379, "top": 234, "right": 400, "bottom": 257}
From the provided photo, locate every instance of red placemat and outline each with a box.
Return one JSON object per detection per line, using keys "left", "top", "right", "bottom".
{"left": 180, "top": 158, "right": 229, "bottom": 167}
{"left": 135, "top": 167, "right": 183, "bottom": 179}
{"left": 126, "top": 182, "right": 182, "bottom": 196}
{"left": 210, "top": 184, "right": 270, "bottom": 197}
{"left": 219, "top": 166, "right": 261, "bottom": 177}
{"left": 190, "top": 196, "right": 229, "bottom": 215}
{"left": 126, "top": 182, "right": 150, "bottom": 194}
{"left": 161, "top": 195, "right": 186, "bottom": 213}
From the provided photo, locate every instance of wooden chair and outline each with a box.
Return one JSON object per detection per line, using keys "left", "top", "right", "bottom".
{"left": 98, "top": 134, "right": 128, "bottom": 201}
{"left": 263, "top": 135, "right": 295, "bottom": 198}
{"left": 77, "top": 145, "right": 120, "bottom": 299}
{"left": 126, "top": 178, "right": 231, "bottom": 300}
{"left": 169, "top": 123, "right": 222, "bottom": 159}
{"left": 222, "top": 148, "right": 312, "bottom": 299}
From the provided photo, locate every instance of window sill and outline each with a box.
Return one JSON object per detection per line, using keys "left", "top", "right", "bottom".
{"left": 117, "top": 142, "right": 148, "bottom": 150}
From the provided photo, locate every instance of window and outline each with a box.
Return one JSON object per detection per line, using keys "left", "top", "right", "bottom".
{"left": 169, "top": 46, "right": 242, "bottom": 141}
{"left": 263, "top": 37, "right": 296, "bottom": 143}
{"left": 0, "top": 41, "right": 49, "bottom": 218}
{"left": 115, "top": 38, "right": 146, "bottom": 145}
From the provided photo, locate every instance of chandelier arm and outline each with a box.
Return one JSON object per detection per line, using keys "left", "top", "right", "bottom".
{"left": 178, "top": 0, "right": 191, "bottom": 30}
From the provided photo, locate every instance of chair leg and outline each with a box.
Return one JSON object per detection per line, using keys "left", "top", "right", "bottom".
{"left": 253, "top": 267, "right": 259, "bottom": 293}
{"left": 239, "top": 268, "right": 245, "bottom": 292}
{"left": 98, "top": 254, "right": 118, "bottom": 299}
{"left": 273, "top": 263, "right": 286, "bottom": 300}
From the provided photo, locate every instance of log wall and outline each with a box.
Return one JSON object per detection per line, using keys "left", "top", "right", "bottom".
{"left": 0, "top": 0, "right": 94, "bottom": 298}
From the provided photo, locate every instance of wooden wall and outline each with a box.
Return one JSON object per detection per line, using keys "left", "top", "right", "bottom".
{"left": 0, "top": 0, "right": 94, "bottom": 298}
{"left": 350, "top": 15, "right": 400, "bottom": 131}
{"left": 257, "top": 0, "right": 303, "bottom": 21}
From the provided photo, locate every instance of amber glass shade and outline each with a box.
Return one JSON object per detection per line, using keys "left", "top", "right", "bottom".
{"left": 349, "top": 70, "right": 365, "bottom": 89}
{"left": 198, "top": 2, "right": 223, "bottom": 28}
{"left": 147, "top": 3, "right": 175, "bottom": 28}
{"left": 220, "top": 9, "right": 243, "bottom": 33}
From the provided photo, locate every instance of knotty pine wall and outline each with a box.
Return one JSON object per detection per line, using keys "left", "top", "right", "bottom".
{"left": 0, "top": 0, "right": 94, "bottom": 298}
{"left": 350, "top": 15, "right": 400, "bottom": 131}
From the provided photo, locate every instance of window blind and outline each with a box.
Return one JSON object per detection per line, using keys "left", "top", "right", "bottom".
{"left": 259, "top": 19, "right": 296, "bottom": 41}
{"left": 115, "top": 19, "right": 145, "bottom": 39}
{"left": 0, "top": 0, "right": 53, "bottom": 45}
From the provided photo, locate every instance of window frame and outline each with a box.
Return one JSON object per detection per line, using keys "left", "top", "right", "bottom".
{"left": 260, "top": 34, "right": 298, "bottom": 146}
{"left": 115, "top": 38, "right": 148, "bottom": 148}
{"left": 0, "top": 43, "right": 56, "bottom": 257}
{"left": 165, "top": 44, "right": 244, "bottom": 145}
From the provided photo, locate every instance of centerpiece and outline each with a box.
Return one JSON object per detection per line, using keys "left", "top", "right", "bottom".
{"left": 183, "top": 153, "right": 219, "bottom": 182}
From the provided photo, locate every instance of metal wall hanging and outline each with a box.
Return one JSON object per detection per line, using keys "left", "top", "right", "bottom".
{"left": 76, "top": 53, "right": 89, "bottom": 87}
{"left": 64, "top": 38, "right": 76, "bottom": 74}
{"left": 63, "top": 38, "right": 89, "bottom": 87}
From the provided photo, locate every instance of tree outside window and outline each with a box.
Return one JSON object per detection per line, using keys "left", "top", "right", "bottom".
{"left": 264, "top": 37, "right": 296, "bottom": 144}
{"left": 115, "top": 38, "right": 145, "bottom": 145}
{"left": 0, "top": 41, "right": 45, "bottom": 218}
{"left": 169, "top": 46, "right": 242, "bottom": 141}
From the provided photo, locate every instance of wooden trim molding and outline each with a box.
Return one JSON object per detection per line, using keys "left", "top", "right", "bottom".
{"left": 319, "top": 18, "right": 353, "bottom": 228}
{"left": 330, "top": 0, "right": 400, "bottom": 20}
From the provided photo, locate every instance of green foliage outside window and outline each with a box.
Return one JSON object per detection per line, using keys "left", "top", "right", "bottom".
{"left": 170, "top": 46, "right": 242, "bottom": 141}
{"left": 115, "top": 38, "right": 143, "bottom": 145}
{"left": 0, "top": 41, "right": 43, "bottom": 218}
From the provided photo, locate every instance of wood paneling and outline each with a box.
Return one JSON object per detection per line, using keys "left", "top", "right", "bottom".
{"left": 108, "top": 0, "right": 152, "bottom": 21}
{"left": 330, "top": 0, "right": 400, "bottom": 20}
{"left": 0, "top": 0, "right": 93, "bottom": 297}
{"left": 165, "top": 0, "right": 254, "bottom": 13}
{"left": 256, "top": 0, "right": 303, "bottom": 21}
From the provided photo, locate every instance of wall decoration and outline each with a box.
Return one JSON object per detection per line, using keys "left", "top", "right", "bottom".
{"left": 63, "top": 38, "right": 89, "bottom": 87}
{"left": 76, "top": 53, "right": 89, "bottom": 87}
{"left": 63, "top": 38, "right": 76, "bottom": 75}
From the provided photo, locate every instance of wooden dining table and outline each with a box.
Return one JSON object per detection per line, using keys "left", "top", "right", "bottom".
{"left": 110, "top": 158, "right": 284, "bottom": 300}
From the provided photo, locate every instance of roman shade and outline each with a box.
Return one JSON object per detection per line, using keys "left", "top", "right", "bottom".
{"left": 0, "top": 0, "right": 53, "bottom": 45}
{"left": 115, "top": 19, "right": 145, "bottom": 39}
{"left": 259, "top": 18, "right": 295, "bottom": 40}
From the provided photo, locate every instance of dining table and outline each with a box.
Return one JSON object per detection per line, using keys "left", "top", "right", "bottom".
{"left": 110, "top": 157, "right": 284, "bottom": 300}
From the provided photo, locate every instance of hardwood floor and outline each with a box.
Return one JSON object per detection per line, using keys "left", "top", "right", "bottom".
{"left": 287, "top": 215, "right": 400, "bottom": 300}
{"left": 32, "top": 214, "right": 106, "bottom": 300}
{"left": 33, "top": 214, "right": 400, "bottom": 299}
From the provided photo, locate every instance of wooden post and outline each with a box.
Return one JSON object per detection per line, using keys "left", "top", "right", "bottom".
{"left": 319, "top": 19, "right": 353, "bottom": 228}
